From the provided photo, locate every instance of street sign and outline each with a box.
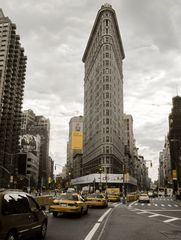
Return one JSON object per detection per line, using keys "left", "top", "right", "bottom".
{"left": 172, "top": 169, "right": 177, "bottom": 180}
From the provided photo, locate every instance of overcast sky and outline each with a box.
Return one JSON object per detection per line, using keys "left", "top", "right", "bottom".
{"left": 1, "top": 0, "right": 181, "bottom": 181}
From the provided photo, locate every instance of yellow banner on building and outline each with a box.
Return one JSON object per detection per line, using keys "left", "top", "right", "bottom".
{"left": 172, "top": 169, "right": 177, "bottom": 180}
{"left": 71, "top": 131, "right": 83, "bottom": 150}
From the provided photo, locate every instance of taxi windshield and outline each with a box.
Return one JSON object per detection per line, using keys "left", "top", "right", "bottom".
{"left": 88, "top": 193, "right": 104, "bottom": 198}
{"left": 57, "top": 194, "right": 79, "bottom": 201}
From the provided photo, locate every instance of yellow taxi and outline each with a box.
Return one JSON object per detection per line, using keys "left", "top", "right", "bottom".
{"left": 85, "top": 193, "right": 108, "bottom": 208}
{"left": 107, "top": 193, "right": 120, "bottom": 202}
{"left": 106, "top": 188, "right": 121, "bottom": 202}
{"left": 49, "top": 193, "right": 88, "bottom": 217}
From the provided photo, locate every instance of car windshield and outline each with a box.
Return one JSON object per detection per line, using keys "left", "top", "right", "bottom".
{"left": 57, "top": 194, "right": 79, "bottom": 201}
{"left": 88, "top": 194, "right": 104, "bottom": 198}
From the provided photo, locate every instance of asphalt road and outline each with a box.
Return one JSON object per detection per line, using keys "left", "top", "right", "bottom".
{"left": 44, "top": 197, "right": 181, "bottom": 240}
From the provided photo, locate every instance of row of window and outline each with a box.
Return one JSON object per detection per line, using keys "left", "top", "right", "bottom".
{"left": 103, "top": 92, "right": 111, "bottom": 99}
{"left": 103, "top": 84, "right": 111, "bottom": 90}
{"left": 103, "top": 52, "right": 111, "bottom": 58}
{"left": 0, "top": 23, "right": 9, "bottom": 27}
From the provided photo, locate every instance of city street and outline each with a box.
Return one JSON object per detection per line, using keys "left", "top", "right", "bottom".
{"left": 45, "top": 198, "right": 181, "bottom": 240}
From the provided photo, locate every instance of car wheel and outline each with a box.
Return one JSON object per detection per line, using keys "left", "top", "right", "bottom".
{"left": 53, "top": 212, "right": 58, "bottom": 217}
{"left": 84, "top": 206, "right": 88, "bottom": 215}
{"left": 6, "top": 232, "right": 17, "bottom": 240}
{"left": 78, "top": 208, "right": 83, "bottom": 217}
{"left": 38, "top": 222, "right": 47, "bottom": 239}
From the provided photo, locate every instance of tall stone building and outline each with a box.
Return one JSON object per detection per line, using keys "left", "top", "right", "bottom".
{"left": 168, "top": 96, "right": 181, "bottom": 193}
{"left": 21, "top": 110, "right": 50, "bottom": 188}
{"left": 0, "top": 9, "right": 27, "bottom": 187}
{"left": 124, "top": 114, "right": 136, "bottom": 177}
{"left": 67, "top": 116, "right": 83, "bottom": 178}
{"left": 82, "top": 4, "right": 125, "bottom": 175}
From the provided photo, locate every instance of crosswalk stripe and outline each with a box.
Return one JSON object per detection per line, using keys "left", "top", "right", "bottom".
{"left": 131, "top": 201, "right": 180, "bottom": 208}
{"left": 163, "top": 218, "right": 179, "bottom": 223}
{"left": 137, "top": 211, "right": 148, "bottom": 214}
{"left": 148, "top": 214, "right": 160, "bottom": 218}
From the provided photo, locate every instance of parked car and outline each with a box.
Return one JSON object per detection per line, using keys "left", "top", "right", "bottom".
{"left": 85, "top": 193, "right": 108, "bottom": 208}
{"left": 0, "top": 188, "right": 48, "bottom": 240}
{"left": 49, "top": 193, "right": 88, "bottom": 217}
{"left": 138, "top": 193, "right": 150, "bottom": 203}
{"left": 148, "top": 191, "right": 154, "bottom": 198}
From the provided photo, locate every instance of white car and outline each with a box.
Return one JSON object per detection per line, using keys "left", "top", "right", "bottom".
{"left": 138, "top": 193, "right": 150, "bottom": 203}
{"left": 148, "top": 191, "right": 154, "bottom": 197}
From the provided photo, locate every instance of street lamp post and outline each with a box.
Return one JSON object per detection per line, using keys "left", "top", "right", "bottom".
{"left": 0, "top": 165, "right": 11, "bottom": 188}
{"left": 122, "top": 164, "right": 126, "bottom": 204}
{"left": 68, "top": 172, "right": 71, "bottom": 187}
{"left": 99, "top": 167, "right": 103, "bottom": 192}
{"left": 54, "top": 163, "right": 64, "bottom": 188}
{"left": 93, "top": 178, "right": 96, "bottom": 193}
{"left": 0, "top": 151, "right": 19, "bottom": 188}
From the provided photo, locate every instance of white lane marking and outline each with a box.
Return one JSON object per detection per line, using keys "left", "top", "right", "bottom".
{"left": 163, "top": 218, "right": 179, "bottom": 223}
{"left": 134, "top": 203, "right": 138, "bottom": 206}
{"left": 98, "top": 208, "right": 112, "bottom": 223}
{"left": 168, "top": 204, "right": 172, "bottom": 207}
{"left": 161, "top": 204, "right": 165, "bottom": 207}
{"left": 136, "top": 211, "right": 148, "bottom": 214}
{"left": 154, "top": 204, "right": 158, "bottom": 206}
{"left": 148, "top": 214, "right": 160, "bottom": 218}
{"left": 141, "top": 210, "right": 181, "bottom": 212}
{"left": 84, "top": 205, "right": 116, "bottom": 240}
{"left": 141, "top": 203, "right": 144, "bottom": 206}
{"left": 84, "top": 223, "right": 100, "bottom": 240}
{"left": 129, "top": 201, "right": 137, "bottom": 207}
{"left": 131, "top": 209, "right": 139, "bottom": 211}
{"left": 174, "top": 205, "right": 178, "bottom": 207}
{"left": 113, "top": 203, "right": 121, "bottom": 207}
{"left": 147, "top": 204, "right": 151, "bottom": 206}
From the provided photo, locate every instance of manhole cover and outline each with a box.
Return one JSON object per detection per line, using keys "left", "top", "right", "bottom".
{"left": 161, "top": 231, "right": 181, "bottom": 239}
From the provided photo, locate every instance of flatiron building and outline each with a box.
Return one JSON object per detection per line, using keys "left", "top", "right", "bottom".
{"left": 82, "top": 4, "right": 125, "bottom": 175}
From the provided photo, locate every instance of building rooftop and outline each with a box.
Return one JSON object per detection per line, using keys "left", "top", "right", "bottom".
{"left": 82, "top": 4, "right": 125, "bottom": 62}
{"left": 101, "top": 3, "right": 112, "bottom": 9}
